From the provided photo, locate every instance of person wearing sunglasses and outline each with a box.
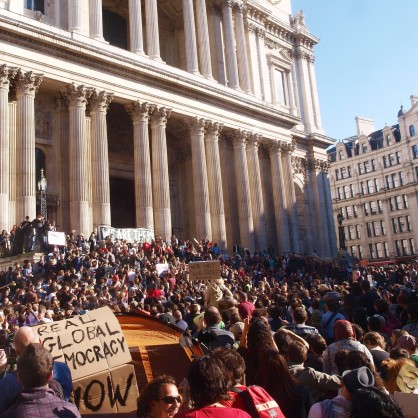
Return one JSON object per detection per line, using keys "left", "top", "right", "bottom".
{"left": 137, "top": 375, "right": 181, "bottom": 418}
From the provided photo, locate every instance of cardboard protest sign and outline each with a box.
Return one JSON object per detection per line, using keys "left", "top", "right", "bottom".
{"left": 35, "top": 306, "right": 131, "bottom": 380}
{"left": 188, "top": 260, "right": 221, "bottom": 282}
{"left": 73, "top": 364, "right": 139, "bottom": 415}
{"left": 394, "top": 392, "right": 418, "bottom": 418}
{"left": 156, "top": 263, "right": 169, "bottom": 276}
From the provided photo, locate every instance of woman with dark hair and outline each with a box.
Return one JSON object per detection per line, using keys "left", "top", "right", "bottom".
{"left": 350, "top": 386, "right": 404, "bottom": 418}
{"left": 175, "top": 356, "right": 251, "bottom": 418}
{"left": 137, "top": 375, "right": 181, "bottom": 418}
{"left": 238, "top": 318, "right": 276, "bottom": 385}
{"left": 259, "top": 349, "right": 311, "bottom": 418}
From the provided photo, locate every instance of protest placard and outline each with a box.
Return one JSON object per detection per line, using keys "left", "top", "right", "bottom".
{"left": 394, "top": 392, "right": 418, "bottom": 418}
{"left": 47, "top": 231, "right": 66, "bottom": 246}
{"left": 34, "top": 306, "right": 137, "bottom": 414}
{"left": 156, "top": 263, "right": 169, "bottom": 276}
{"left": 188, "top": 260, "right": 220, "bottom": 282}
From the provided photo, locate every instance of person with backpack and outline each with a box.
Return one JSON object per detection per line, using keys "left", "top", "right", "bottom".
{"left": 307, "top": 367, "right": 375, "bottom": 418}
{"left": 212, "top": 348, "right": 285, "bottom": 418}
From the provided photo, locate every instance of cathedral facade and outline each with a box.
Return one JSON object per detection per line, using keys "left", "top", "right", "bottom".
{"left": 0, "top": 0, "right": 336, "bottom": 257}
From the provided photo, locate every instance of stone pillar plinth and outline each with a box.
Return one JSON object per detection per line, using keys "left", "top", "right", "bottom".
{"left": 15, "top": 70, "right": 43, "bottom": 222}
{"left": 0, "top": 65, "right": 16, "bottom": 231}
{"left": 90, "top": 89, "right": 113, "bottom": 228}
{"left": 190, "top": 118, "right": 211, "bottom": 240}
{"left": 246, "top": 134, "right": 267, "bottom": 252}
{"left": 205, "top": 122, "right": 227, "bottom": 249}
{"left": 125, "top": 101, "right": 154, "bottom": 231}
{"left": 267, "top": 141, "right": 290, "bottom": 255}
{"left": 150, "top": 107, "right": 171, "bottom": 239}
{"left": 66, "top": 83, "right": 92, "bottom": 236}
{"left": 232, "top": 131, "right": 255, "bottom": 252}
{"left": 129, "top": 0, "right": 144, "bottom": 54}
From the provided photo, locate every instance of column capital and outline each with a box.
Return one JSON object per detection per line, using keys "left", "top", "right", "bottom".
{"left": 233, "top": 1, "right": 245, "bottom": 14}
{"left": 265, "top": 140, "right": 284, "bottom": 156}
{"left": 281, "top": 141, "right": 295, "bottom": 155}
{"left": 206, "top": 121, "right": 223, "bottom": 138}
{"left": 65, "top": 83, "right": 92, "bottom": 108}
{"left": 14, "top": 69, "right": 43, "bottom": 97}
{"left": 89, "top": 89, "right": 114, "bottom": 113}
{"left": 189, "top": 117, "right": 207, "bottom": 136}
{"left": 125, "top": 101, "right": 155, "bottom": 122}
{"left": 232, "top": 129, "right": 249, "bottom": 148}
{"left": 222, "top": 0, "right": 235, "bottom": 9}
{"left": 247, "top": 133, "right": 262, "bottom": 150}
{"left": 151, "top": 106, "right": 171, "bottom": 126}
{"left": 0, "top": 65, "right": 17, "bottom": 89}
{"left": 54, "top": 94, "right": 67, "bottom": 111}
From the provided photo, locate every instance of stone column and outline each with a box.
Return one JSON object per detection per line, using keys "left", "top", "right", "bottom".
{"left": 307, "top": 55, "right": 324, "bottom": 133}
{"left": 234, "top": 3, "right": 251, "bottom": 93}
{"left": 232, "top": 131, "right": 255, "bottom": 252}
{"left": 306, "top": 159, "right": 324, "bottom": 255}
{"left": 222, "top": 0, "right": 240, "bottom": 90}
{"left": 282, "top": 143, "right": 300, "bottom": 253}
{"left": 182, "top": 0, "right": 199, "bottom": 75}
{"left": 205, "top": 122, "right": 227, "bottom": 249}
{"left": 150, "top": 107, "right": 171, "bottom": 239}
{"left": 69, "top": 0, "right": 83, "bottom": 32}
{"left": 89, "top": 0, "right": 104, "bottom": 40}
{"left": 129, "top": 0, "right": 144, "bottom": 54}
{"left": 209, "top": 5, "right": 226, "bottom": 85}
{"left": 15, "top": 70, "right": 43, "bottom": 222}
{"left": 195, "top": 0, "right": 213, "bottom": 79}
{"left": 66, "top": 84, "right": 92, "bottom": 236}
{"left": 145, "top": 0, "right": 161, "bottom": 60}
{"left": 246, "top": 134, "right": 267, "bottom": 252}
{"left": 0, "top": 65, "right": 16, "bottom": 231}
{"left": 246, "top": 23, "right": 261, "bottom": 98}
{"left": 90, "top": 89, "right": 113, "bottom": 228}
{"left": 125, "top": 101, "right": 154, "bottom": 231}
{"left": 257, "top": 28, "right": 271, "bottom": 102}
{"left": 189, "top": 118, "right": 212, "bottom": 240}
{"left": 8, "top": 100, "right": 17, "bottom": 227}
{"left": 267, "top": 141, "right": 290, "bottom": 255}
{"left": 55, "top": 96, "right": 70, "bottom": 233}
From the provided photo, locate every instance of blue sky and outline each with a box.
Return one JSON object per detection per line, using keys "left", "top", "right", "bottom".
{"left": 291, "top": 0, "right": 418, "bottom": 141}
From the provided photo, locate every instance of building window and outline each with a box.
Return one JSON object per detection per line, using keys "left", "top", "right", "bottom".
{"left": 386, "top": 134, "right": 392, "bottom": 146}
{"left": 371, "top": 159, "right": 376, "bottom": 171}
{"left": 335, "top": 169, "right": 340, "bottom": 180}
{"left": 374, "top": 178, "right": 379, "bottom": 192}
{"left": 385, "top": 175, "right": 391, "bottom": 189}
{"left": 409, "top": 125, "right": 416, "bottom": 137}
{"left": 410, "top": 238, "right": 415, "bottom": 254}
{"left": 347, "top": 166, "right": 352, "bottom": 177}
{"left": 383, "top": 242, "right": 389, "bottom": 257}
{"left": 406, "top": 215, "right": 412, "bottom": 231}
{"left": 392, "top": 218, "right": 398, "bottom": 233}
{"left": 346, "top": 206, "right": 352, "bottom": 219}
{"left": 339, "top": 150, "right": 344, "bottom": 160}
{"left": 362, "top": 144, "right": 368, "bottom": 153}
{"left": 378, "top": 200, "right": 383, "bottom": 213}
{"left": 364, "top": 202, "right": 369, "bottom": 216}
{"left": 395, "top": 195, "right": 402, "bottom": 210}
{"left": 358, "top": 245, "right": 363, "bottom": 258}
{"left": 370, "top": 201, "right": 377, "bottom": 214}
{"left": 402, "top": 240, "right": 409, "bottom": 255}
{"left": 343, "top": 185, "right": 349, "bottom": 199}
{"left": 337, "top": 187, "right": 342, "bottom": 200}
{"left": 367, "top": 223, "right": 372, "bottom": 237}
{"left": 402, "top": 194, "right": 408, "bottom": 209}
{"left": 396, "top": 151, "right": 401, "bottom": 164}
{"left": 373, "top": 221, "right": 379, "bottom": 236}
{"left": 389, "top": 154, "right": 395, "bottom": 166}
{"left": 380, "top": 220, "right": 386, "bottom": 235}
{"left": 392, "top": 173, "right": 398, "bottom": 188}
{"left": 353, "top": 205, "right": 358, "bottom": 218}
{"left": 376, "top": 243, "right": 382, "bottom": 258}
{"left": 103, "top": 9, "right": 129, "bottom": 50}
{"left": 356, "top": 224, "right": 361, "bottom": 239}
{"left": 367, "top": 180, "right": 373, "bottom": 194}
{"left": 395, "top": 241, "right": 401, "bottom": 256}
{"left": 348, "top": 225, "right": 354, "bottom": 239}
{"left": 350, "top": 246, "right": 357, "bottom": 257}
{"left": 273, "top": 69, "right": 287, "bottom": 105}
{"left": 341, "top": 167, "right": 346, "bottom": 179}
{"left": 358, "top": 163, "right": 364, "bottom": 175}
{"left": 389, "top": 197, "right": 395, "bottom": 211}
{"left": 369, "top": 243, "right": 375, "bottom": 259}
{"left": 26, "top": 0, "right": 44, "bottom": 13}
{"left": 350, "top": 184, "right": 355, "bottom": 197}
{"left": 399, "top": 172, "right": 404, "bottom": 186}
{"left": 364, "top": 161, "right": 370, "bottom": 173}
{"left": 360, "top": 182, "right": 366, "bottom": 195}
{"left": 398, "top": 217, "right": 405, "bottom": 232}
{"left": 383, "top": 156, "right": 388, "bottom": 168}
{"left": 412, "top": 145, "right": 418, "bottom": 159}
{"left": 416, "top": 166, "right": 418, "bottom": 181}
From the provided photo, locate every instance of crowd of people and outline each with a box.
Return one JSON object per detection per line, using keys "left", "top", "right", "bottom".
{"left": 0, "top": 216, "right": 418, "bottom": 417}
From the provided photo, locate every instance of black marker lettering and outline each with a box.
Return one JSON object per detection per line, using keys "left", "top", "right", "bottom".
{"left": 116, "top": 336, "right": 126, "bottom": 352}
{"left": 95, "top": 325, "right": 106, "bottom": 338}
{"left": 84, "top": 380, "right": 105, "bottom": 412}
{"left": 72, "top": 329, "right": 85, "bottom": 344}
{"left": 108, "top": 372, "right": 134, "bottom": 407}
{"left": 105, "top": 321, "right": 120, "bottom": 336}
{"left": 64, "top": 319, "right": 79, "bottom": 330}
{"left": 37, "top": 325, "right": 48, "bottom": 337}
{"left": 93, "top": 345, "right": 105, "bottom": 362}
{"left": 110, "top": 339, "right": 118, "bottom": 355}
{"left": 86, "top": 326, "right": 96, "bottom": 340}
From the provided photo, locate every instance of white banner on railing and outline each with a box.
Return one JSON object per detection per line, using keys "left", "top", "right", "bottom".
{"left": 98, "top": 227, "right": 154, "bottom": 243}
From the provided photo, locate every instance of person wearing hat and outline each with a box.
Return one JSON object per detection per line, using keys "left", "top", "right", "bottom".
{"left": 308, "top": 367, "right": 375, "bottom": 418}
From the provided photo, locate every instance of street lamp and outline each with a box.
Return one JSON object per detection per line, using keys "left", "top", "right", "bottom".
{"left": 38, "top": 168, "right": 47, "bottom": 219}
{"left": 337, "top": 213, "right": 346, "bottom": 251}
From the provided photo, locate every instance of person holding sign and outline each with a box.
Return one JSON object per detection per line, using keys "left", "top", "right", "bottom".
{"left": 204, "top": 279, "right": 233, "bottom": 310}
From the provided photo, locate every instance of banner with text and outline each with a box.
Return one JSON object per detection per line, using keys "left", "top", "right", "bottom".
{"left": 188, "top": 260, "right": 221, "bottom": 282}
{"left": 98, "top": 226, "right": 154, "bottom": 243}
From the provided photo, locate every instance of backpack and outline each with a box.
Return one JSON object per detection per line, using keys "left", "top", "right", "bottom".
{"left": 231, "top": 386, "right": 286, "bottom": 418}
